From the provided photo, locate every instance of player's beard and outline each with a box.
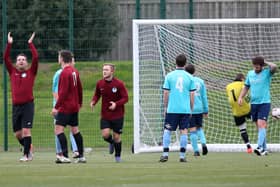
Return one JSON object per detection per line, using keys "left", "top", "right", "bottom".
{"left": 254, "top": 68, "right": 262, "bottom": 74}
{"left": 254, "top": 65, "right": 263, "bottom": 74}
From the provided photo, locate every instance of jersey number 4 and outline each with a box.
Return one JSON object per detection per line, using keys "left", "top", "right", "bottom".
{"left": 176, "top": 77, "right": 183, "bottom": 92}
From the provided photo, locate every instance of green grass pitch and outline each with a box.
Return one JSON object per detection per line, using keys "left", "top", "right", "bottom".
{"left": 0, "top": 150, "right": 279, "bottom": 187}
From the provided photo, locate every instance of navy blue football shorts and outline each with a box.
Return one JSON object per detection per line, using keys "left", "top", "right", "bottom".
{"left": 251, "top": 103, "right": 270, "bottom": 122}
{"left": 164, "top": 113, "right": 190, "bottom": 131}
{"left": 189, "top": 114, "right": 203, "bottom": 128}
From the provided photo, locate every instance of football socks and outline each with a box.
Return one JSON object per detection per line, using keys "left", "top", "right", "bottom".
{"left": 190, "top": 131, "right": 199, "bottom": 153}
{"left": 257, "top": 128, "right": 266, "bottom": 150}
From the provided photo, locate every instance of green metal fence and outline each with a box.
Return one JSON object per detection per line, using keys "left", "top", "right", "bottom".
{"left": 0, "top": 0, "right": 120, "bottom": 62}
{"left": 2, "top": 0, "right": 280, "bottom": 151}
{"left": 0, "top": 0, "right": 130, "bottom": 151}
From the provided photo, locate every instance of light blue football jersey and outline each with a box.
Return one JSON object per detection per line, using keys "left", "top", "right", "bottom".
{"left": 52, "top": 69, "right": 62, "bottom": 106}
{"left": 192, "top": 76, "right": 208, "bottom": 114}
{"left": 163, "top": 69, "right": 195, "bottom": 113}
{"left": 245, "top": 67, "right": 272, "bottom": 104}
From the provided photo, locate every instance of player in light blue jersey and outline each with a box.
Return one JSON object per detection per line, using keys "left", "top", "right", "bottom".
{"left": 238, "top": 56, "right": 277, "bottom": 156}
{"left": 159, "top": 54, "right": 195, "bottom": 163}
{"left": 185, "top": 64, "right": 209, "bottom": 156}
{"left": 52, "top": 57, "right": 78, "bottom": 163}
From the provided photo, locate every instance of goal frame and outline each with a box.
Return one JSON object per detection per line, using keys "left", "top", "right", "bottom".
{"left": 133, "top": 18, "right": 280, "bottom": 154}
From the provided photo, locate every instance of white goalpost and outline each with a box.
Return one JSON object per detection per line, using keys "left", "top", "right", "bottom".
{"left": 133, "top": 18, "right": 280, "bottom": 154}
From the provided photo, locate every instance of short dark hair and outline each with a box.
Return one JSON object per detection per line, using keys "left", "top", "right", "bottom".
{"left": 59, "top": 50, "right": 72, "bottom": 63}
{"left": 185, "top": 63, "right": 195, "bottom": 75}
{"left": 176, "top": 54, "right": 187, "bottom": 67}
{"left": 252, "top": 56, "right": 265, "bottom": 66}
{"left": 234, "top": 73, "right": 245, "bottom": 81}
{"left": 16, "top": 53, "right": 27, "bottom": 60}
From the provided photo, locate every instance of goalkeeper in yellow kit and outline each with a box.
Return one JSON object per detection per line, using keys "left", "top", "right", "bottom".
{"left": 226, "top": 73, "right": 252, "bottom": 153}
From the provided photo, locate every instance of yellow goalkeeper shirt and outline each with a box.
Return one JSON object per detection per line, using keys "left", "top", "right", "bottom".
{"left": 226, "top": 81, "right": 250, "bottom": 117}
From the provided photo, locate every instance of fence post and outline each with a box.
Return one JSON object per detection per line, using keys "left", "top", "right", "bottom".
{"left": 160, "top": 0, "right": 166, "bottom": 19}
{"left": 135, "top": 0, "right": 141, "bottom": 19}
{"left": 189, "top": 0, "right": 193, "bottom": 19}
{"left": 2, "top": 0, "right": 8, "bottom": 151}
{"left": 68, "top": 0, "right": 74, "bottom": 51}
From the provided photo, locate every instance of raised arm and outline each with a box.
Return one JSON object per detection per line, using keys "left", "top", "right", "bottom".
{"left": 265, "top": 60, "right": 277, "bottom": 74}
{"left": 28, "top": 32, "right": 39, "bottom": 75}
{"left": 28, "top": 32, "right": 35, "bottom": 44}
{"left": 3, "top": 32, "right": 14, "bottom": 74}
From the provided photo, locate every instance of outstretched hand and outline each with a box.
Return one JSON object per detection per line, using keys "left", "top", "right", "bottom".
{"left": 7, "top": 32, "right": 13, "bottom": 44}
{"left": 90, "top": 101, "right": 95, "bottom": 112}
{"left": 28, "top": 32, "right": 35, "bottom": 43}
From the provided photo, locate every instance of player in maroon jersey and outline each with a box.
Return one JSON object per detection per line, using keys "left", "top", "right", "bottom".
{"left": 4, "top": 32, "right": 38, "bottom": 162}
{"left": 90, "top": 63, "right": 129, "bottom": 162}
{"left": 51, "top": 50, "right": 85, "bottom": 163}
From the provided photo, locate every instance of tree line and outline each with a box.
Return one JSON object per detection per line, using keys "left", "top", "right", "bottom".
{"left": 0, "top": 0, "right": 120, "bottom": 61}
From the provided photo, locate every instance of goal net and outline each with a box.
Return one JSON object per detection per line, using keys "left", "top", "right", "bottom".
{"left": 133, "top": 18, "right": 280, "bottom": 153}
